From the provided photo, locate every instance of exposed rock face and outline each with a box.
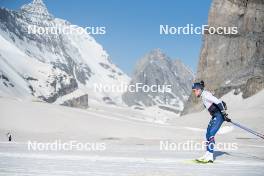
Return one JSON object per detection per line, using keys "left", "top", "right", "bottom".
{"left": 61, "top": 94, "right": 88, "bottom": 109}
{"left": 182, "top": 0, "right": 264, "bottom": 115}
{"left": 122, "top": 49, "right": 194, "bottom": 114}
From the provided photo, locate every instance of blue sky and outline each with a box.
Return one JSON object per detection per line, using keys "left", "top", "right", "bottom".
{"left": 1, "top": 0, "right": 212, "bottom": 75}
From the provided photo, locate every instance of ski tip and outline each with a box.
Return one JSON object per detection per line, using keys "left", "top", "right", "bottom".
{"left": 183, "top": 159, "right": 214, "bottom": 164}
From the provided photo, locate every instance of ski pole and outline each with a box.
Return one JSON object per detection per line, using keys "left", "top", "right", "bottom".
{"left": 230, "top": 121, "right": 264, "bottom": 140}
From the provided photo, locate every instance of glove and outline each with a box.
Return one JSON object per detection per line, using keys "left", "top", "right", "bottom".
{"left": 221, "top": 110, "right": 231, "bottom": 122}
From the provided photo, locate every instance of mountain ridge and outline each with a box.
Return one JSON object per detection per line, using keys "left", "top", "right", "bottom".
{"left": 0, "top": 0, "right": 130, "bottom": 107}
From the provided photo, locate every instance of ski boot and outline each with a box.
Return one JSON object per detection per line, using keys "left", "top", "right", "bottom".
{"left": 195, "top": 151, "right": 214, "bottom": 163}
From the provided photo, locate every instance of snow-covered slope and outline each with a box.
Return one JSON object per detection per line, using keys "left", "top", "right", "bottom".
{"left": 0, "top": 88, "right": 263, "bottom": 176}
{"left": 0, "top": 87, "right": 263, "bottom": 141}
{"left": 0, "top": 0, "right": 129, "bottom": 105}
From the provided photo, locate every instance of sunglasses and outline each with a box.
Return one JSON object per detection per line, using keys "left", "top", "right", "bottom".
{"left": 192, "top": 89, "right": 200, "bottom": 93}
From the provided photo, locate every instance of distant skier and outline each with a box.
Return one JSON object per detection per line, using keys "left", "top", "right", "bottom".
{"left": 6, "top": 132, "right": 12, "bottom": 142}
{"left": 192, "top": 81, "right": 231, "bottom": 163}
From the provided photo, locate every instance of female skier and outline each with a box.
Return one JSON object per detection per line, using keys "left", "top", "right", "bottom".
{"left": 192, "top": 81, "right": 231, "bottom": 163}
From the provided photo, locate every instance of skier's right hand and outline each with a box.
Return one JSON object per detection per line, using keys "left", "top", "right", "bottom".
{"left": 222, "top": 112, "right": 231, "bottom": 122}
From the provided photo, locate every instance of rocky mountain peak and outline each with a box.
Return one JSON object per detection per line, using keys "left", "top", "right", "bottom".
{"left": 147, "top": 48, "right": 167, "bottom": 61}
{"left": 20, "top": 0, "right": 52, "bottom": 19}
{"left": 122, "top": 49, "right": 194, "bottom": 114}
{"left": 133, "top": 49, "right": 170, "bottom": 76}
